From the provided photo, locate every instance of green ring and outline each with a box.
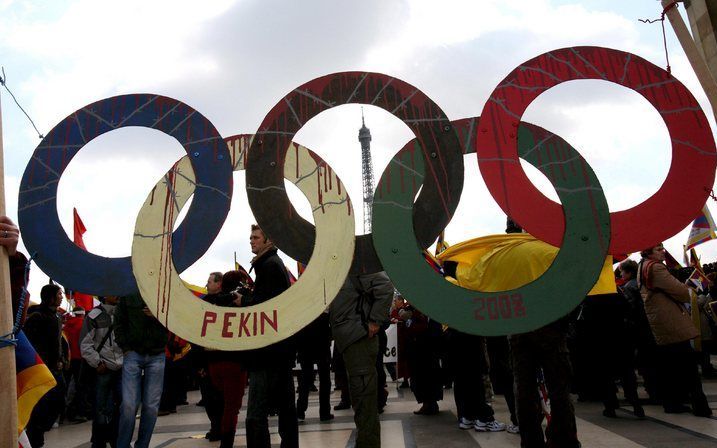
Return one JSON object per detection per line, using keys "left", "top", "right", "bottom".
{"left": 372, "top": 124, "right": 610, "bottom": 335}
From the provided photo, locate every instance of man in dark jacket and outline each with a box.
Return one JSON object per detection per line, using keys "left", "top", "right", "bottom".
{"left": 24, "top": 284, "right": 66, "bottom": 448}
{"left": 329, "top": 271, "right": 394, "bottom": 448}
{"left": 235, "top": 224, "right": 297, "bottom": 448}
{"left": 114, "top": 293, "right": 168, "bottom": 448}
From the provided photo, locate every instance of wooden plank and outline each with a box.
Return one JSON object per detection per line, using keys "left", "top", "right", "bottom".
{"left": 0, "top": 91, "right": 19, "bottom": 447}
{"left": 663, "top": 0, "right": 717, "bottom": 122}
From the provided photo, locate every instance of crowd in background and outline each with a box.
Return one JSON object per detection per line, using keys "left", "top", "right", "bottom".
{"left": 4, "top": 213, "right": 717, "bottom": 448}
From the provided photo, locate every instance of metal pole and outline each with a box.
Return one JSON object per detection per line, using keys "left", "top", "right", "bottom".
{"left": 0, "top": 84, "right": 19, "bottom": 448}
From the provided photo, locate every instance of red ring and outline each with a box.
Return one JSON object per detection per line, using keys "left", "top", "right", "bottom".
{"left": 476, "top": 46, "right": 716, "bottom": 254}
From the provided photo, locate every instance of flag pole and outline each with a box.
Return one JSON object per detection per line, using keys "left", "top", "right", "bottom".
{"left": 0, "top": 80, "right": 19, "bottom": 448}
{"left": 662, "top": 0, "right": 717, "bottom": 122}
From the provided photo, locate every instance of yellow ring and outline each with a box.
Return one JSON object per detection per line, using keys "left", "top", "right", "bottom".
{"left": 131, "top": 135, "right": 355, "bottom": 350}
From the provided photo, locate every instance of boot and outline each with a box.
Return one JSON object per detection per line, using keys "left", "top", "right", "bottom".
{"left": 631, "top": 402, "right": 645, "bottom": 419}
{"left": 219, "top": 432, "right": 236, "bottom": 448}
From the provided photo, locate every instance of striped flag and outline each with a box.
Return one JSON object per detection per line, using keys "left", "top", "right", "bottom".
{"left": 664, "top": 248, "right": 683, "bottom": 271}
{"left": 182, "top": 280, "right": 207, "bottom": 298}
{"left": 686, "top": 205, "right": 717, "bottom": 250}
{"left": 16, "top": 331, "right": 56, "bottom": 435}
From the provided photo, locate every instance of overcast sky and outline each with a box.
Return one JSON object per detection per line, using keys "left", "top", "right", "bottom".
{"left": 1, "top": 0, "right": 715, "bottom": 302}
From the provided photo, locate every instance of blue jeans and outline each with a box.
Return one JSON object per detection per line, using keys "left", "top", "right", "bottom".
{"left": 117, "top": 352, "right": 165, "bottom": 448}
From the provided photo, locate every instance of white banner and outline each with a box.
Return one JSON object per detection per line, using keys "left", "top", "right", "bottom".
{"left": 383, "top": 323, "right": 397, "bottom": 363}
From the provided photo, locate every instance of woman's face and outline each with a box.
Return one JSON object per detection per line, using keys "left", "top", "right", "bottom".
{"left": 646, "top": 244, "right": 666, "bottom": 263}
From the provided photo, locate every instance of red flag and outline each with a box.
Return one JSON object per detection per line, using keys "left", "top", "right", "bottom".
{"left": 664, "top": 249, "right": 683, "bottom": 271}
{"left": 71, "top": 208, "right": 94, "bottom": 309}
{"left": 73, "top": 207, "right": 87, "bottom": 250}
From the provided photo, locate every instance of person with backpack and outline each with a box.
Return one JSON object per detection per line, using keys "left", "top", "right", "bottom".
{"left": 81, "top": 296, "right": 124, "bottom": 447}
{"left": 329, "top": 272, "right": 394, "bottom": 448}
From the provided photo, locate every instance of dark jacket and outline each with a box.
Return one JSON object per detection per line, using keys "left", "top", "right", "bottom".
{"left": 114, "top": 293, "right": 168, "bottom": 355}
{"left": 296, "top": 312, "right": 331, "bottom": 361}
{"left": 329, "top": 271, "right": 394, "bottom": 353}
{"left": 241, "top": 248, "right": 294, "bottom": 370}
{"left": 24, "top": 303, "right": 62, "bottom": 371}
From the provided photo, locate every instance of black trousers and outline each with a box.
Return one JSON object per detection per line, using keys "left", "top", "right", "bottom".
{"left": 487, "top": 336, "right": 518, "bottom": 425}
{"left": 27, "top": 371, "right": 66, "bottom": 448}
{"left": 199, "top": 370, "right": 224, "bottom": 435}
{"left": 450, "top": 332, "right": 494, "bottom": 421}
{"left": 510, "top": 325, "right": 580, "bottom": 448}
{"left": 297, "top": 348, "right": 332, "bottom": 418}
{"left": 657, "top": 340, "right": 709, "bottom": 412}
{"left": 246, "top": 367, "right": 298, "bottom": 448}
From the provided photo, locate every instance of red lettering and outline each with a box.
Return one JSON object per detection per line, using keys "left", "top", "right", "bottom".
{"left": 498, "top": 295, "right": 511, "bottom": 319}
{"left": 473, "top": 297, "right": 485, "bottom": 321}
{"left": 222, "top": 312, "right": 236, "bottom": 337}
{"left": 201, "top": 312, "right": 217, "bottom": 337}
{"left": 238, "top": 312, "right": 252, "bottom": 337}
{"left": 253, "top": 311, "right": 257, "bottom": 336}
{"left": 511, "top": 294, "right": 527, "bottom": 317}
{"left": 486, "top": 297, "right": 499, "bottom": 320}
{"left": 261, "top": 310, "right": 278, "bottom": 334}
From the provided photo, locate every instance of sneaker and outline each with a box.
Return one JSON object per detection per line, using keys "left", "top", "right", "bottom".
{"left": 458, "top": 417, "right": 475, "bottom": 430}
{"left": 506, "top": 424, "right": 519, "bottom": 434}
{"left": 474, "top": 419, "right": 506, "bottom": 432}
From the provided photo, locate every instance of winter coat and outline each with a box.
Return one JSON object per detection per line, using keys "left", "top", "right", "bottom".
{"left": 24, "top": 303, "right": 63, "bottom": 371}
{"left": 241, "top": 248, "right": 295, "bottom": 370}
{"left": 80, "top": 304, "right": 123, "bottom": 371}
{"left": 114, "top": 293, "right": 168, "bottom": 355}
{"left": 639, "top": 260, "right": 698, "bottom": 346}
{"left": 329, "top": 271, "right": 394, "bottom": 353}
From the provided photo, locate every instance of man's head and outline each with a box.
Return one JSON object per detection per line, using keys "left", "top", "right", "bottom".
{"left": 640, "top": 243, "right": 666, "bottom": 263}
{"left": 250, "top": 224, "right": 272, "bottom": 255}
{"left": 206, "top": 272, "right": 223, "bottom": 295}
{"left": 506, "top": 217, "right": 523, "bottom": 234}
{"left": 619, "top": 259, "right": 638, "bottom": 281}
{"left": 104, "top": 296, "right": 120, "bottom": 306}
{"left": 40, "top": 284, "right": 63, "bottom": 308}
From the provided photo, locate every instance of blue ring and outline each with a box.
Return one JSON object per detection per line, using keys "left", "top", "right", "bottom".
{"left": 18, "top": 94, "right": 233, "bottom": 296}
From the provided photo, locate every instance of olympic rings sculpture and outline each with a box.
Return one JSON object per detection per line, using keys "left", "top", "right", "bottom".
{"left": 17, "top": 46, "right": 716, "bottom": 347}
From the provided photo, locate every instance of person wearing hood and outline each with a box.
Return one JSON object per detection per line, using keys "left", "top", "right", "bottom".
{"left": 81, "top": 296, "right": 123, "bottom": 447}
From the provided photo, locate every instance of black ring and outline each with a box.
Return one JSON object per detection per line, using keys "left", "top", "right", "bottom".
{"left": 246, "top": 72, "right": 465, "bottom": 275}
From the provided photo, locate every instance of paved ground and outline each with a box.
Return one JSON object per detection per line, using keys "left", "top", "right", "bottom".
{"left": 45, "top": 378, "right": 717, "bottom": 447}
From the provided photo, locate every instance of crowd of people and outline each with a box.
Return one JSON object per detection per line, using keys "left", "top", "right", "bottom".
{"left": 3, "top": 214, "right": 716, "bottom": 448}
